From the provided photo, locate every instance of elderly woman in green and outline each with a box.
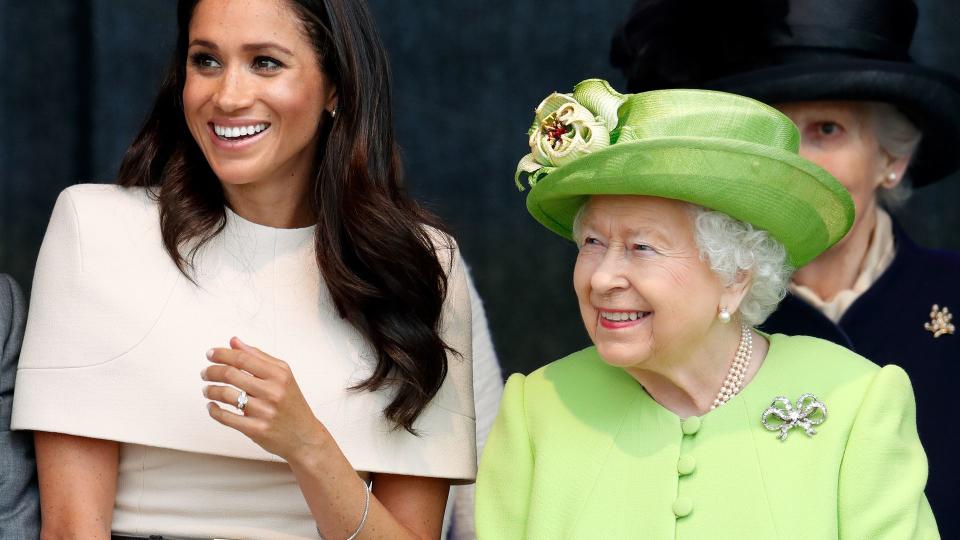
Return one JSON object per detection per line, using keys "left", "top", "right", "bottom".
{"left": 475, "top": 80, "right": 938, "bottom": 539}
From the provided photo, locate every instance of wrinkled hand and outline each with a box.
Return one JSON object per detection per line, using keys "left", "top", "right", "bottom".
{"left": 202, "top": 337, "right": 329, "bottom": 461}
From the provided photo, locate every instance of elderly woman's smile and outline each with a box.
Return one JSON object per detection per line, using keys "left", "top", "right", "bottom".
{"left": 597, "top": 309, "right": 650, "bottom": 327}
{"left": 573, "top": 195, "right": 741, "bottom": 372}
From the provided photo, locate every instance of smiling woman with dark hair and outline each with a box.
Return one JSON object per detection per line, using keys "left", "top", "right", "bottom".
{"left": 11, "top": 1, "right": 475, "bottom": 538}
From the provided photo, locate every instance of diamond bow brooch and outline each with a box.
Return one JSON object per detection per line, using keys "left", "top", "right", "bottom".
{"left": 761, "top": 394, "right": 827, "bottom": 441}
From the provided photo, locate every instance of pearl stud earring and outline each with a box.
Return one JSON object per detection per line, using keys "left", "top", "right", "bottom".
{"left": 718, "top": 307, "right": 731, "bottom": 324}
{"left": 330, "top": 107, "right": 337, "bottom": 118}
{"left": 887, "top": 172, "right": 897, "bottom": 181}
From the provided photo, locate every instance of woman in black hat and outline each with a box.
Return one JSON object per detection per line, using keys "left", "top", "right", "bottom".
{"left": 611, "top": 0, "right": 960, "bottom": 533}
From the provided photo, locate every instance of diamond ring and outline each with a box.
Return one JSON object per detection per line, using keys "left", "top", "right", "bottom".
{"left": 236, "top": 390, "right": 249, "bottom": 413}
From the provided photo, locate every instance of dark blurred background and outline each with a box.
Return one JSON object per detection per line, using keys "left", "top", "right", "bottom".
{"left": 1, "top": 1, "right": 958, "bottom": 377}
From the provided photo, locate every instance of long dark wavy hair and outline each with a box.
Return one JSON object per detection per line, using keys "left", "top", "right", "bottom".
{"left": 118, "top": 0, "right": 453, "bottom": 433}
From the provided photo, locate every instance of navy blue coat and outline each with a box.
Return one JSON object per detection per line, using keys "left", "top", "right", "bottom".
{"left": 761, "top": 222, "right": 960, "bottom": 537}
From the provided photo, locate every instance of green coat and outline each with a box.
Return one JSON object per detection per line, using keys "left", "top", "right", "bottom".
{"left": 476, "top": 334, "right": 938, "bottom": 539}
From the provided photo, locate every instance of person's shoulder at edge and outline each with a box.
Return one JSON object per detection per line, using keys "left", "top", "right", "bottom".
{"left": 887, "top": 228, "right": 960, "bottom": 299}
{"left": 0, "top": 274, "right": 41, "bottom": 540}
{"left": 919, "top": 243, "right": 960, "bottom": 266}
{"left": 0, "top": 273, "right": 25, "bottom": 382}
{"left": 896, "top": 220, "right": 960, "bottom": 265}
{"left": 0, "top": 273, "right": 24, "bottom": 340}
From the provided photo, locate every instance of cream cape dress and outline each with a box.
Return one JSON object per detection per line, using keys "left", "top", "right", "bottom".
{"left": 12, "top": 184, "right": 476, "bottom": 539}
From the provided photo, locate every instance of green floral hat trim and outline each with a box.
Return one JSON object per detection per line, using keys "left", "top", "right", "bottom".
{"left": 515, "top": 79, "right": 625, "bottom": 190}
{"left": 515, "top": 79, "right": 855, "bottom": 268}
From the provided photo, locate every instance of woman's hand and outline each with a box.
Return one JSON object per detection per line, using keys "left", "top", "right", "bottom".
{"left": 202, "top": 337, "right": 450, "bottom": 539}
{"left": 202, "top": 337, "right": 329, "bottom": 461}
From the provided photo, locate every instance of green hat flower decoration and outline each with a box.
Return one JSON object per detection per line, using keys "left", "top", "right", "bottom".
{"left": 514, "top": 79, "right": 856, "bottom": 268}
{"left": 515, "top": 79, "right": 626, "bottom": 190}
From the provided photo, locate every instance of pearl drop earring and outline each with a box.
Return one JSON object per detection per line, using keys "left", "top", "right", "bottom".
{"left": 718, "top": 307, "right": 731, "bottom": 324}
{"left": 330, "top": 107, "right": 337, "bottom": 118}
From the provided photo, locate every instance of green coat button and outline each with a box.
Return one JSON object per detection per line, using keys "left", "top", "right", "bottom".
{"left": 681, "top": 416, "right": 701, "bottom": 435}
{"left": 677, "top": 455, "right": 696, "bottom": 476}
{"left": 673, "top": 497, "right": 693, "bottom": 518}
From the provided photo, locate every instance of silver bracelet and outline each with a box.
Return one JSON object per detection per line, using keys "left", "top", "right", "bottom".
{"left": 346, "top": 480, "right": 371, "bottom": 540}
{"left": 317, "top": 479, "right": 371, "bottom": 540}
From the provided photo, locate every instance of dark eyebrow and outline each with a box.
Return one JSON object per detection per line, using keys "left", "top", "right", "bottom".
{"left": 243, "top": 42, "right": 294, "bottom": 56}
{"left": 188, "top": 39, "right": 219, "bottom": 50}
{"left": 187, "top": 39, "right": 294, "bottom": 57}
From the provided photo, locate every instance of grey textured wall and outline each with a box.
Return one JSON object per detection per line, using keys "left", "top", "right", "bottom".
{"left": 2, "top": 1, "right": 958, "bottom": 377}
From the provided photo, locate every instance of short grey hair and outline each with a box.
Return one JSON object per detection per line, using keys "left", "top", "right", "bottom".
{"left": 571, "top": 200, "right": 792, "bottom": 326}
{"left": 690, "top": 206, "right": 792, "bottom": 327}
{"left": 864, "top": 102, "right": 922, "bottom": 209}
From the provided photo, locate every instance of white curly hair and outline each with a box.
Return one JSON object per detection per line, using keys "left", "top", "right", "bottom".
{"left": 689, "top": 205, "right": 793, "bottom": 326}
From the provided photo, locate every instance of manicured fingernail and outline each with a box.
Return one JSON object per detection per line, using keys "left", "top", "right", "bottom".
{"left": 234, "top": 337, "right": 246, "bottom": 346}
{"left": 200, "top": 367, "right": 207, "bottom": 380}
{"left": 202, "top": 385, "right": 209, "bottom": 397}
{"left": 206, "top": 349, "right": 214, "bottom": 360}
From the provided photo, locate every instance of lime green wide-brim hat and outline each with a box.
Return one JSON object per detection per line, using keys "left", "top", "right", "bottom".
{"left": 516, "top": 79, "right": 854, "bottom": 268}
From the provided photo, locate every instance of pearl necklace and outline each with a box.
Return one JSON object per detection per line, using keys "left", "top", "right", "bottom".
{"left": 710, "top": 323, "right": 753, "bottom": 410}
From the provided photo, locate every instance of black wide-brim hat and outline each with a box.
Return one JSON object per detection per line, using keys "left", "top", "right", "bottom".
{"left": 611, "top": 0, "right": 960, "bottom": 187}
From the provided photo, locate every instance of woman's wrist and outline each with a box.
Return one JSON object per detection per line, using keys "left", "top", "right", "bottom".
{"left": 316, "top": 478, "right": 371, "bottom": 540}
{"left": 285, "top": 418, "right": 336, "bottom": 470}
